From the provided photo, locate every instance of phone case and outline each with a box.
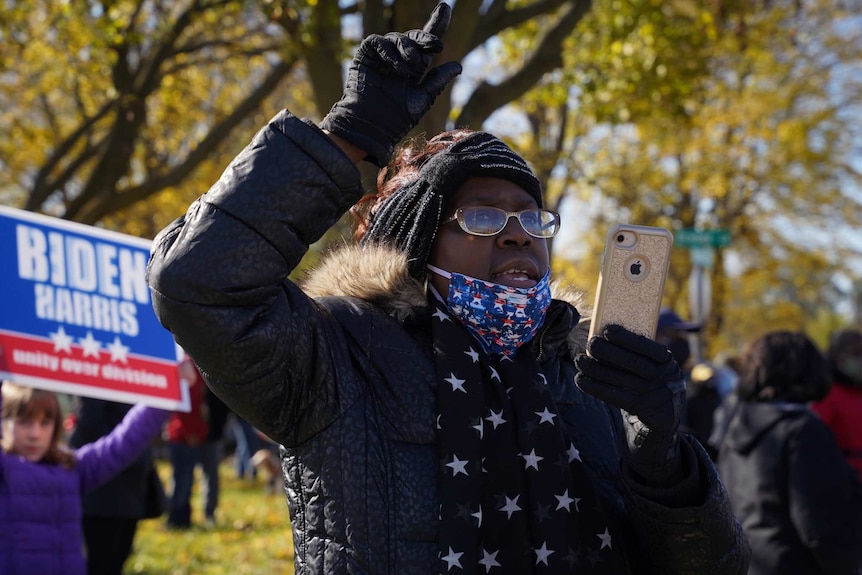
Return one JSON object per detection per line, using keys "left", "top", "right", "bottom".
{"left": 587, "top": 224, "right": 673, "bottom": 340}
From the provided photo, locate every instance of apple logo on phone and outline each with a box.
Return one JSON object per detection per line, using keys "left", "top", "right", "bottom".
{"left": 625, "top": 255, "right": 650, "bottom": 282}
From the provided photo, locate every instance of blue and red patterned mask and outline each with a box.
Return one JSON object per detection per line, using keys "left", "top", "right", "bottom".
{"left": 427, "top": 264, "right": 552, "bottom": 357}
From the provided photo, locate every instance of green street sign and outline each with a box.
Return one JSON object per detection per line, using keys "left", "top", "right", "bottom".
{"left": 674, "top": 228, "right": 731, "bottom": 248}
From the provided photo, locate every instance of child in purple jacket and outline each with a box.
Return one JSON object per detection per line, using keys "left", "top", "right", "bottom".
{"left": 0, "top": 381, "right": 168, "bottom": 575}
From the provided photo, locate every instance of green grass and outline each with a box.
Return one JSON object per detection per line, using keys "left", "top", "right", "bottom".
{"left": 125, "top": 459, "right": 294, "bottom": 574}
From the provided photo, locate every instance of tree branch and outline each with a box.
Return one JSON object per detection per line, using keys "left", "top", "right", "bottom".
{"left": 80, "top": 58, "right": 296, "bottom": 223}
{"left": 456, "top": 0, "right": 592, "bottom": 128}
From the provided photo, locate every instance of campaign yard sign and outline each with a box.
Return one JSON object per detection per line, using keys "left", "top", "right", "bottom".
{"left": 0, "top": 205, "right": 188, "bottom": 411}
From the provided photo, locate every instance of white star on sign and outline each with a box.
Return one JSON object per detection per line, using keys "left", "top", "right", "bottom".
{"left": 50, "top": 326, "right": 73, "bottom": 354}
{"left": 555, "top": 489, "right": 575, "bottom": 511}
{"left": 567, "top": 442, "right": 582, "bottom": 462}
{"left": 107, "top": 336, "right": 129, "bottom": 363}
{"left": 499, "top": 495, "right": 521, "bottom": 519}
{"left": 478, "top": 548, "right": 500, "bottom": 572}
{"left": 534, "top": 542, "right": 555, "bottom": 566}
{"left": 79, "top": 332, "right": 101, "bottom": 358}
{"left": 465, "top": 347, "right": 479, "bottom": 363}
{"left": 489, "top": 366, "right": 500, "bottom": 381}
{"left": 446, "top": 454, "right": 469, "bottom": 477}
{"left": 597, "top": 527, "right": 612, "bottom": 550}
{"left": 445, "top": 373, "right": 467, "bottom": 393}
{"left": 522, "top": 448, "right": 544, "bottom": 471}
{"left": 442, "top": 547, "right": 464, "bottom": 571}
{"left": 535, "top": 407, "right": 557, "bottom": 425}
{"left": 486, "top": 409, "right": 507, "bottom": 429}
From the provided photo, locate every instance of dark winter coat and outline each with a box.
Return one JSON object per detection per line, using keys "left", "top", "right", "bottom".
{"left": 69, "top": 398, "right": 161, "bottom": 520}
{"left": 718, "top": 401, "right": 862, "bottom": 575}
{"left": 147, "top": 110, "right": 750, "bottom": 575}
{"left": 0, "top": 396, "right": 168, "bottom": 575}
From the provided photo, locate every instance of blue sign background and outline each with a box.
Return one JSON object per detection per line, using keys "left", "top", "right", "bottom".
{"left": 0, "top": 206, "right": 176, "bottom": 362}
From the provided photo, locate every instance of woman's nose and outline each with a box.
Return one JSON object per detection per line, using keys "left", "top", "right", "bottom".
{"left": 495, "top": 216, "right": 532, "bottom": 247}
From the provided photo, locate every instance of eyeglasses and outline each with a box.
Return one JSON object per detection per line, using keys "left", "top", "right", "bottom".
{"left": 443, "top": 206, "right": 561, "bottom": 238}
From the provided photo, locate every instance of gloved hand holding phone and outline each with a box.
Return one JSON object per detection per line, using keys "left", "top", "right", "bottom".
{"left": 576, "top": 324, "right": 686, "bottom": 486}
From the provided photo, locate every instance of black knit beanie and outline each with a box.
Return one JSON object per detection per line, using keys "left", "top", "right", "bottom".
{"left": 360, "top": 131, "right": 543, "bottom": 280}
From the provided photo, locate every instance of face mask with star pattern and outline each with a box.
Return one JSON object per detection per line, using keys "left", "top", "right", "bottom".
{"left": 427, "top": 264, "right": 552, "bottom": 357}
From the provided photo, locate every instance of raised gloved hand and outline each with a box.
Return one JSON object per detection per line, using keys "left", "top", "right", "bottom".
{"left": 319, "top": 2, "right": 462, "bottom": 167}
{"left": 575, "top": 324, "right": 686, "bottom": 486}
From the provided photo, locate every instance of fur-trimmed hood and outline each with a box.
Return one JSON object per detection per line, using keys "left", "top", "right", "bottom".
{"left": 301, "top": 244, "right": 592, "bottom": 356}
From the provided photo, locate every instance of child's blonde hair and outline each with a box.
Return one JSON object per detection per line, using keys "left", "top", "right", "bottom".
{"left": 1, "top": 382, "right": 75, "bottom": 468}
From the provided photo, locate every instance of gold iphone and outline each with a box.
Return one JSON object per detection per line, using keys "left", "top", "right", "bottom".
{"left": 587, "top": 224, "right": 673, "bottom": 340}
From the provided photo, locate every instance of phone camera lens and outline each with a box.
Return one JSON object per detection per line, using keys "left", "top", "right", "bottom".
{"left": 616, "top": 234, "right": 625, "bottom": 243}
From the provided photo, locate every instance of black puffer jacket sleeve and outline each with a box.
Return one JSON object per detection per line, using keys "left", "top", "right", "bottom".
{"left": 147, "top": 111, "right": 364, "bottom": 446}
{"left": 623, "top": 438, "right": 751, "bottom": 574}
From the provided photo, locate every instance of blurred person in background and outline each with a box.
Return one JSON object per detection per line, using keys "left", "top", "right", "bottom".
{"left": 164, "top": 355, "right": 208, "bottom": 529}
{"left": 707, "top": 353, "right": 742, "bottom": 455}
{"left": 655, "top": 308, "right": 701, "bottom": 376}
{"left": 717, "top": 331, "right": 862, "bottom": 575}
{"left": 811, "top": 328, "right": 862, "bottom": 477}
{"left": 199, "top": 380, "right": 230, "bottom": 527}
{"left": 69, "top": 398, "right": 166, "bottom": 575}
{"left": 680, "top": 362, "right": 723, "bottom": 461}
{"left": 231, "top": 414, "right": 262, "bottom": 481}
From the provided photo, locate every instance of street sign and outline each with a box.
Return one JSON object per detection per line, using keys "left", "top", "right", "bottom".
{"left": 690, "top": 246, "right": 716, "bottom": 269}
{"left": 674, "top": 228, "right": 731, "bottom": 248}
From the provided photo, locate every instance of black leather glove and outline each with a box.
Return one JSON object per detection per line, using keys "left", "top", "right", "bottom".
{"left": 319, "top": 2, "right": 462, "bottom": 167}
{"left": 575, "top": 324, "right": 686, "bottom": 486}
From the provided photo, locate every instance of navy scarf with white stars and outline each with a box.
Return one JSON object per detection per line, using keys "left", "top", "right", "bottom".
{"left": 432, "top": 301, "right": 623, "bottom": 574}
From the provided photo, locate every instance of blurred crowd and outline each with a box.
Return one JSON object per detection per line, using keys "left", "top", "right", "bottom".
{"left": 658, "top": 309, "right": 862, "bottom": 575}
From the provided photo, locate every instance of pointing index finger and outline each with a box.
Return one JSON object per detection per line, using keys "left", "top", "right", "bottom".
{"left": 422, "top": 2, "right": 452, "bottom": 38}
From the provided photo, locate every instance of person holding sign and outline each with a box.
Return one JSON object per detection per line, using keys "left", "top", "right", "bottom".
{"left": 147, "top": 3, "right": 749, "bottom": 573}
{"left": 68, "top": 397, "right": 167, "bottom": 575}
{"left": 0, "top": 381, "right": 167, "bottom": 575}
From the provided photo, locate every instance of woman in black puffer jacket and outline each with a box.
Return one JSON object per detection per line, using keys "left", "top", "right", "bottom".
{"left": 147, "top": 4, "right": 749, "bottom": 574}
